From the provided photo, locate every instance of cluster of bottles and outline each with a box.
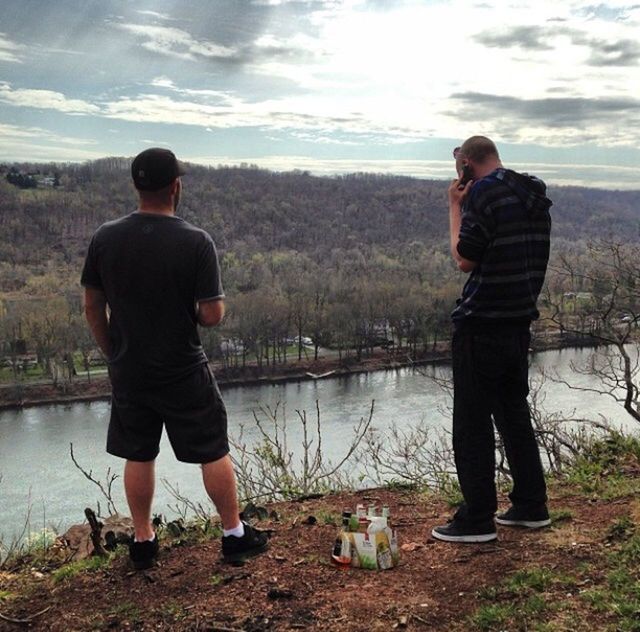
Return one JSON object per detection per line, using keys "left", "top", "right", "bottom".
{"left": 331, "top": 503, "right": 397, "bottom": 570}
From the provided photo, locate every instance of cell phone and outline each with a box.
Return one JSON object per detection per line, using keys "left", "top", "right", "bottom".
{"left": 458, "top": 164, "right": 473, "bottom": 190}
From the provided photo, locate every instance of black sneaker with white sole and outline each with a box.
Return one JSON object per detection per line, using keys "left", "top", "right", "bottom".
{"left": 495, "top": 506, "right": 551, "bottom": 528}
{"left": 431, "top": 518, "right": 497, "bottom": 543}
{"left": 128, "top": 534, "right": 159, "bottom": 570}
{"left": 222, "top": 522, "right": 269, "bottom": 562}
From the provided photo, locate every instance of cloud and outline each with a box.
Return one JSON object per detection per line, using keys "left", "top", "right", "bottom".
{"left": 186, "top": 154, "right": 455, "bottom": 179}
{"left": 101, "top": 92, "right": 369, "bottom": 132}
{"left": 577, "top": 3, "right": 640, "bottom": 21}
{"left": 474, "top": 21, "right": 640, "bottom": 66}
{"left": 149, "top": 77, "right": 241, "bottom": 105}
{"left": 115, "top": 23, "right": 238, "bottom": 62}
{"left": 180, "top": 154, "right": 640, "bottom": 190}
{"left": 252, "top": 33, "right": 325, "bottom": 62}
{"left": 448, "top": 91, "right": 640, "bottom": 145}
{"left": 0, "top": 83, "right": 100, "bottom": 115}
{"left": 0, "top": 123, "right": 97, "bottom": 146}
{"left": 0, "top": 123, "right": 102, "bottom": 162}
{"left": 474, "top": 25, "right": 558, "bottom": 51}
{"left": 582, "top": 37, "right": 640, "bottom": 65}
{"left": 451, "top": 91, "right": 639, "bottom": 124}
{"left": 251, "top": 0, "right": 338, "bottom": 6}
{"left": 0, "top": 141, "right": 104, "bottom": 162}
{"left": 136, "top": 10, "right": 178, "bottom": 21}
{"left": 0, "top": 33, "right": 24, "bottom": 63}
{"left": 116, "top": 21, "right": 324, "bottom": 70}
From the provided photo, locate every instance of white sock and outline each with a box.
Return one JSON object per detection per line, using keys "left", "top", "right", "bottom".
{"left": 223, "top": 522, "right": 245, "bottom": 538}
{"left": 134, "top": 534, "right": 156, "bottom": 543}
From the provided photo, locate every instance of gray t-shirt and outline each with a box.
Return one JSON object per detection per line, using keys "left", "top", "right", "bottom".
{"left": 81, "top": 211, "right": 224, "bottom": 390}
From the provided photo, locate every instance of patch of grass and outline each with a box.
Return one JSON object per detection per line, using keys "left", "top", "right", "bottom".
{"left": 161, "top": 600, "right": 189, "bottom": 622}
{"left": 162, "top": 516, "right": 221, "bottom": 546}
{"left": 618, "top": 532, "right": 640, "bottom": 564}
{"left": 606, "top": 515, "right": 635, "bottom": 542}
{"left": 317, "top": 510, "right": 339, "bottom": 526}
{"left": 383, "top": 479, "right": 419, "bottom": 492}
{"left": 471, "top": 603, "right": 515, "bottom": 630}
{"left": 432, "top": 473, "right": 463, "bottom": 508}
{"left": 580, "top": 588, "right": 609, "bottom": 611}
{"left": 564, "top": 433, "right": 640, "bottom": 500}
{"left": 587, "top": 433, "right": 640, "bottom": 463}
{"left": 304, "top": 553, "right": 330, "bottom": 566}
{"left": 550, "top": 508, "right": 574, "bottom": 524}
{"left": 575, "top": 533, "right": 640, "bottom": 631}
{"left": 107, "top": 601, "right": 142, "bottom": 623}
{"left": 51, "top": 554, "right": 112, "bottom": 583}
{"left": 210, "top": 574, "right": 224, "bottom": 586}
{"left": 505, "top": 567, "right": 557, "bottom": 593}
{"left": 0, "top": 590, "right": 15, "bottom": 601}
{"left": 471, "top": 566, "right": 575, "bottom": 630}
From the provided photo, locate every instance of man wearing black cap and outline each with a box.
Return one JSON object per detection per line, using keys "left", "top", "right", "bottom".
{"left": 81, "top": 148, "right": 268, "bottom": 569}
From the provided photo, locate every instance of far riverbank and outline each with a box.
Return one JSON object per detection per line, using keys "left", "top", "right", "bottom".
{"left": 0, "top": 330, "right": 599, "bottom": 411}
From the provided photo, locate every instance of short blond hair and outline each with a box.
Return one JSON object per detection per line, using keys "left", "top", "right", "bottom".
{"left": 459, "top": 136, "right": 500, "bottom": 164}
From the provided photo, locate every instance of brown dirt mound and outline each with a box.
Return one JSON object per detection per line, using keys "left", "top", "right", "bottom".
{"left": 0, "top": 484, "right": 625, "bottom": 632}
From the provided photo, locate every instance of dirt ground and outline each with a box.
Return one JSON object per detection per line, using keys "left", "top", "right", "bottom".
{"left": 0, "top": 482, "right": 629, "bottom": 632}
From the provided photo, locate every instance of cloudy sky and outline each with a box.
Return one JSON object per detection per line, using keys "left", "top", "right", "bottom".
{"left": 1, "top": 0, "right": 639, "bottom": 188}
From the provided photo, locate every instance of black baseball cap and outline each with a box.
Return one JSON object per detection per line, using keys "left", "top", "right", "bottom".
{"left": 131, "top": 148, "right": 186, "bottom": 191}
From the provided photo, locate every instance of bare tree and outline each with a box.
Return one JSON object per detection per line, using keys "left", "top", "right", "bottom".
{"left": 544, "top": 240, "right": 640, "bottom": 423}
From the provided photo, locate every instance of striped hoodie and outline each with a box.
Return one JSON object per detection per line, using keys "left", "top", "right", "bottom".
{"left": 452, "top": 168, "right": 552, "bottom": 325}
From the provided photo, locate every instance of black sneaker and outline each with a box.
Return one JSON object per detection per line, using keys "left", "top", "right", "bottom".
{"left": 496, "top": 506, "right": 551, "bottom": 529}
{"left": 129, "top": 534, "right": 159, "bottom": 570}
{"left": 431, "top": 518, "right": 497, "bottom": 543}
{"left": 222, "top": 522, "right": 269, "bottom": 562}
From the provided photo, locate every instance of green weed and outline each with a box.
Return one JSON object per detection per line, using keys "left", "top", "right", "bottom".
{"left": 161, "top": 600, "right": 189, "bottom": 622}
{"left": 471, "top": 566, "right": 572, "bottom": 630}
{"left": 51, "top": 554, "right": 112, "bottom": 583}
{"left": 606, "top": 515, "right": 635, "bottom": 542}
{"left": 549, "top": 508, "right": 574, "bottom": 524}
{"left": 432, "top": 473, "right": 463, "bottom": 508}
{"left": 383, "top": 479, "right": 419, "bottom": 492}
{"left": 471, "top": 603, "right": 515, "bottom": 630}
{"left": 576, "top": 533, "right": 640, "bottom": 630}
{"left": 317, "top": 510, "right": 339, "bottom": 526}
{"left": 210, "top": 574, "right": 224, "bottom": 586}
{"left": 505, "top": 567, "right": 556, "bottom": 593}
{"left": 107, "top": 601, "right": 142, "bottom": 622}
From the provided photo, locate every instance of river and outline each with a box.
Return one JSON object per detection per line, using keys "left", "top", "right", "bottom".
{"left": 0, "top": 346, "right": 635, "bottom": 544}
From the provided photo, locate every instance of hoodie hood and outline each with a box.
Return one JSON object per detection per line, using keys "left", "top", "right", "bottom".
{"left": 494, "top": 168, "right": 552, "bottom": 215}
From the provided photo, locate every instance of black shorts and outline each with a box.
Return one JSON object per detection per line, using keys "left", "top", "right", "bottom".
{"left": 107, "top": 364, "right": 229, "bottom": 464}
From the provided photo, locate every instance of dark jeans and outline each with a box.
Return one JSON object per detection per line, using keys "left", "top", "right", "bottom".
{"left": 451, "top": 324, "right": 547, "bottom": 524}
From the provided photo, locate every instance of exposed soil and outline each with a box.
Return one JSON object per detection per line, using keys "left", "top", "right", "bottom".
{"left": 0, "top": 483, "right": 629, "bottom": 632}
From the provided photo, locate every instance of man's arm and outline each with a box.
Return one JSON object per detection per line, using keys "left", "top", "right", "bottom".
{"left": 448, "top": 179, "right": 478, "bottom": 273}
{"left": 197, "top": 298, "right": 225, "bottom": 327}
{"left": 83, "top": 287, "right": 112, "bottom": 359}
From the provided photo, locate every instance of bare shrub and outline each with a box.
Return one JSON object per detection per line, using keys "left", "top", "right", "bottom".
{"left": 160, "top": 479, "right": 213, "bottom": 523}
{"left": 357, "top": 421, "right": 455, "bottom": 489}
{"left": 69, "top": 443, "right": 119, "bottom": 516}
{"left": 230, "top": 400, "right": 375, "bottom": 502}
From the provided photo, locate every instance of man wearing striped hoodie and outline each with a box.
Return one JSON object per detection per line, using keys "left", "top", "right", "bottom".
{"left": 432, "top": 136, "right": 553, "bottom": 543}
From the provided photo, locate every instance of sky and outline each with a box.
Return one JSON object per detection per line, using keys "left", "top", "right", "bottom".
{"left": 0, "top": 0, "right": 639, "bottom": 189}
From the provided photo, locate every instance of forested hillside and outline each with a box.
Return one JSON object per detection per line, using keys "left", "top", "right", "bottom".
{"left": 0, "top": 158, "right": 638, "bottom": 384}
{"left": 1, "top": 159, "right": 639, "bottom": 271}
